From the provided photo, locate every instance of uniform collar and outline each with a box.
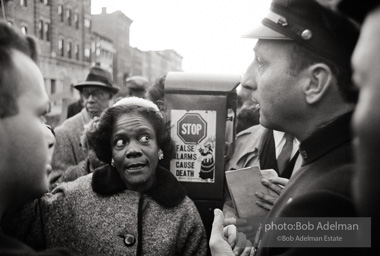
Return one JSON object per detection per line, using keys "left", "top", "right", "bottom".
{"left": 298, "top": 112, "right": 353, "bottom": 166}
{"left": 91, "top": 165, "right": 187, "bottom": 208}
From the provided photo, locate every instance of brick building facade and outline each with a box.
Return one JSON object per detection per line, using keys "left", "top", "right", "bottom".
{"left": 1, "top": 1, "right": 182, "bottom": 126}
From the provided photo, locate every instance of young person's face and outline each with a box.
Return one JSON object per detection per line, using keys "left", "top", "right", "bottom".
{"left": 0, "top": 50, "right": 51, "bottom": 203}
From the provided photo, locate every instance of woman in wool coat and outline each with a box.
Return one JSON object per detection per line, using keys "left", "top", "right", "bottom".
{"left": 4, "top": 97, "right": 208, "bottom": 256}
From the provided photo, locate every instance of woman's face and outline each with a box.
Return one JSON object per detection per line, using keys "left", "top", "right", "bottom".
{"left": 111, "top": 112, "right": 159, "bottom": 192}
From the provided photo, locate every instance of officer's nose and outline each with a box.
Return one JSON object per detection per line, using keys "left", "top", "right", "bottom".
{"left": 241, "top": 61, "right": 258, "bottom": 91}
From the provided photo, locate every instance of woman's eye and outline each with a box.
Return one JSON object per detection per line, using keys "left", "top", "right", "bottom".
{"left": 140, "top": 135, "right": 150, "bottom": 143}
{"left": 115, "top": 139, "right": 126, "bottom": 148}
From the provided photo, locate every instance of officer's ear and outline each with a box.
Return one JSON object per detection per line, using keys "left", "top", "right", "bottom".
{"left": 302, "top": 63, "right": 334, "bottom": 104}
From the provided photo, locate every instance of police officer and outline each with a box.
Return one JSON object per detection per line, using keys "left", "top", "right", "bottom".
{"left": 210, "top": 0, "right": 361, "bottom": 255}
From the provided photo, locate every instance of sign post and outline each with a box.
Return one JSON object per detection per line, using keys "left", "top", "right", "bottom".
{"left": 164, "top": 71, "right": 240, "bottom": 240}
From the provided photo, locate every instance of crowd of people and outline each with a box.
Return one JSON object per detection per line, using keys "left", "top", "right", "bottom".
{"left": 0, "top": 0, "right": 379, "bottom": 255}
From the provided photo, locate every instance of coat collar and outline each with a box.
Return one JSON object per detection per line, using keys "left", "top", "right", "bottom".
{"left": 91, "top": 165, "right": 187, "bottom": 208}
{"left": 298, "top": 111, "right": 353, "bottom": 166}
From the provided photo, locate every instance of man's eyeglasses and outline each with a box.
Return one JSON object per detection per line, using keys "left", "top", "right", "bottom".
{"left": 82, "top": 89, "right": 108, "bottom": 99}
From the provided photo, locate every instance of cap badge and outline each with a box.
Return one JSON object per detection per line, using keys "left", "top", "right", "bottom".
{"left": 301, "top": 29, "right": 312, "bottom": 40}
{"left": 278, "top": 17, "right": 288, "bottom": 26}
{"left": 267, "top": 11, "right": 288, "bottom": 26}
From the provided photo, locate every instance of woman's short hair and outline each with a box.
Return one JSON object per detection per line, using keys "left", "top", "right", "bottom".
{"left": 87, "top": 98, "right": 175, "bottom": 167}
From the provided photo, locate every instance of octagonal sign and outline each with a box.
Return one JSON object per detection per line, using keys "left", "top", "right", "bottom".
{"left": 177, "top": 113, "right": 207, "bottom": 144}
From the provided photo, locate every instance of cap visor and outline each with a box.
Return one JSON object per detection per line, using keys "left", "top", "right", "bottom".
{"left": 242, "top": 23, "right": 289, "bottom": 40}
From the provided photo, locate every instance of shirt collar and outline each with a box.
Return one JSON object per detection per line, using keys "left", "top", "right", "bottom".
{"left": 273, "top": 130, "right": 285, "bottom": 148}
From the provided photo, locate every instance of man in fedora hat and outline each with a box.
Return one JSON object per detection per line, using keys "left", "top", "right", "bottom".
{"left": 49, "top": 66, "right": 119, "bottom": 189}
{"left": 210, "top": 0, "right": 363, "bottom": 255}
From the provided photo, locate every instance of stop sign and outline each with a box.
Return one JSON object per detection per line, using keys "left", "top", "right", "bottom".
{"left": 177, "top": 113, "right": 207, "bottom": 144}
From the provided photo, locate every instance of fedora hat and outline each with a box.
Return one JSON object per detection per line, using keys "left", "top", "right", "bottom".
{"left": 74, "top": 66, "right": 119, "bottom": 94}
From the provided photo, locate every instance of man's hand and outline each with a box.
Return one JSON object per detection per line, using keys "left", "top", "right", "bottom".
{"left": 210, "top": 209, "right": 252, "bottom": 256}
{"left": 224, "top": 217, "right": 256, "bottom": 242}
{"left": 255, "top": 177, "right": 289, "bottom": 210}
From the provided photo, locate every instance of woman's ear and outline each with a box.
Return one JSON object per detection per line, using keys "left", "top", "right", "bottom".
{"left": 303, "top": 63, "right": 334, "bottom": 104}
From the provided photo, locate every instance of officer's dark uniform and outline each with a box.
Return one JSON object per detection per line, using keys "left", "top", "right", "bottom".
{"left": 243, "top": 0, "right": 365, "bottom": 255}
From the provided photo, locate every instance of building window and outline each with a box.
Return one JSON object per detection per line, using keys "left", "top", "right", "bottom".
{"left": 84, "top": 18, "right": 90, "bottom": 29}
{"left": 66, "top": 9, "right": 71, "bottom": 26}
{"left": 75, "top": 44, "right": 80, "bottom": 60}
{"left": 58, "top": 39, "right": 64, "bottom": 57}
{"left": 20, "top": 26, "right": 27, "bottom": 35}
{"left": 40, "top": 0, "right": 49, "bottom": 5}
{"left": 38, "top": 20, "right": 43, "bottom": 39}
{"left": 84, "top": 46, "right": 91, "bottom": 62}
{"left": 96, "top": 42, "right": 101, "bottom": 56}
{"left": 44, "top": 22, "right": 50, "bottom": 41}
{"left": 20, "top": 0, "right": 27, "bottom": 7}
{"left": 91, "top": 41, "right": 96, "bottom": 54}
{"left": 67, "top": 42, "right": 72, "bottom": 58}
{"left": 58, "top": 5, "right": 64, "bottom": 22}
{"left": 51, "top": 79, "right": 56, "bottom": 94}
{"left": 74, "top": 13, "right": 79, "bottom": 29}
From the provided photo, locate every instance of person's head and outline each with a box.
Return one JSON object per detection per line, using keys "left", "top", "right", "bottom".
{"left": 87, "top": 97, "right": 175, "bottom": 192}
{"left": 235, "top": 84, "right": 260, "bottom": 133}
{"left": 241, "top": 0, "right": 359, "bottom": 140}
{"left": 350, "top": 5, "right": 380, "bottom": 152}
{"left": 335, "top": 0, "right": 380, "bottom": 217}
{"left": 126, "top": 76, "right": 149, "bottom": 99}
{"left": 236, "top": 101, "right": 260, "bottom": 134}
{"left": 80, "top": 118, "right": 105, "bottom": 170}
{"left": 74, "top": 66, "right": 119, "bottom": 118}
{"left": 0, "top": 22, "right": 52, "bottom": 207}
{"left": 146, "top": 75, "right": 166, "bottom": 111}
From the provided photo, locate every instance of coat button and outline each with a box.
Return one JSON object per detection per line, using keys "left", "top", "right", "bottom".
{"left": 124, "top": 234, "right": 135, "bottom": 246}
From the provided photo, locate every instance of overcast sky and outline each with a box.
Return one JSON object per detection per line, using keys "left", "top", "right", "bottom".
{"left": 91, "top": 0, "right": 271, "bottom": 74}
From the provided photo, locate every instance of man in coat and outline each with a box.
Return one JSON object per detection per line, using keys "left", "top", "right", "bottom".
{"left": 334, "top": 0, "right": 380, "bottom": 254}
{"left": 0, "top": 21, "right": 69, "bottom": 255}
{"left": 210, "top": 0, "right": 362, "bottom": 255}
{"left": 50, "top": 67, "right": 118, "bottom": 189}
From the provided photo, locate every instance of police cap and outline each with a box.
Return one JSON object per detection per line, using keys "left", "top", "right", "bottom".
{"left": 244, "top": 0, "right": 360, "bottom": 68}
